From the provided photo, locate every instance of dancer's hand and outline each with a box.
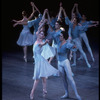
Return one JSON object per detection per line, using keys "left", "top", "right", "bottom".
{"left": 73, "top": 45, "right": 77, "bottom": 48}
{"left": 12, "top": 19, "right": 17, "bottom": 22}
{"left": 30, "top": 2, "right": 34, "bottom": 7}
{"left": 44, "top": 19, "right": 48, "bottom": 23}
{"left": 60, "top": 2, "right": 62, "bottom": 7}
{"left": 45, "top": 39, "right": 49, "bottom": 43}
{"left": 13, "top": 23, "right": 18, "bottom": 27}
{"left": 45, "top": 9, "right": 48, "bottom": 12}
{"left": 93, "top": 24, "right": 98, "bottom": 27}
{"left": 60, "top": 6, "right": 63, "bottom": 10}
{"left": 39, "top": 39, "right": 49, "bottom": 47}
{"left": 96, "top": 21, "right": 99, "bottom": 25}
{"left": 74, "top": 3, "right": 78, "bottom": 7}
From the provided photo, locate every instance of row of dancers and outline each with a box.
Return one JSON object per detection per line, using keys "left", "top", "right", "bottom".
{"left": 12, "top": 1, "right": 99, "bottom": 100}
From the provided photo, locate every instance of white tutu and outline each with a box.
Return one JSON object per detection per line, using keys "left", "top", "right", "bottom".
{"left": 17, "top": 25, "right": 34, "bottom": 46}
{"left": 33, "top": 43, "right": 58, "bottom": 80}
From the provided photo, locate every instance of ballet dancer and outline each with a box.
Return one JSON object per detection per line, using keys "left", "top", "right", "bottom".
{"left": 38, "top": 9, "right": 56, "bottom": 64}
{"left": 57, "top": 31, "right": 81, "bottom": 100}
{"left": 27, "top": 2, "right": 42, "bottom": 44}
{"left": 59, "top": 6, "right": 97, "bottom": 68}
{"left": 66, "top": 3, "right": 99, "bottom": 63}
{"left": 77, "top": 13, "right": 99, "bottom": 61}
{"left": 12, "top": 2, "right": 35, "bottom": 62}
{"left": 30, "top": 19, "right": 58, "bottom": 99}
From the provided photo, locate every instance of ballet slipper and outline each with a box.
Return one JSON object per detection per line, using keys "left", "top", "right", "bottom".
{"left": 76, "top": 95, "right": 82, "bottom": 100}
{"left": 30, "top": 91, "right": 34, "bottom": 100}
{"left": 60, "top": 93, "right": 69, "bottom": 99}
{"left": 43, "top": 89, "right": 47, "bottom": 98}
{"left": 24, "top": 56, "right": 27, "bottom": 62}
{"left": 30, "top": 93, "right": 34, "bottom": 100}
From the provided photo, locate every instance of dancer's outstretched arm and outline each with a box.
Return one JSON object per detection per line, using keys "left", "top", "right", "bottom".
{"left": 13, "top": 21, "right": 28, "bottom": 27}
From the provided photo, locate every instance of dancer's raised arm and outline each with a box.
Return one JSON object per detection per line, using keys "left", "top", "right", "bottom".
{"left": 71, "top": 3, "right": 76, "bottom": 17}
{"left": 33, "top": 2, "right": 41, "bottom": 14}
{"left": 27, "top": 2, "right": 35, "bottom": 20}
{"left": 36, "top": 19, "right": 48, "bottom": 35}
{"left": 41, "top": 9, "right": 48, "bottom": 21}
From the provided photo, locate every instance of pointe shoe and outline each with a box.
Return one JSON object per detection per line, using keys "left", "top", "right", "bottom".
{"left": 71, "top": 63, "right": 76, "bottom": 67}
{"left": 30, "top": 93, "right": 34, "bottom": 100}
{"left": 43, "top": 89, "right": 47, "bottom": 98}
{"left": 60, "top": 93, "right": 69, "bottom": 99}
{"left": 76, "top": 95, "right": 82, "bottom": 100}
{"left": 87, "top": 63, "right": 91, "bottom": 68}
{"left": 78, "top": 56, "right": 83, "bottom": 60}
{"left": 92, "top": 57, "right": 95, "bottom": 62}
{"left": 24, "top": 56, "right": 27, "bottom": 62}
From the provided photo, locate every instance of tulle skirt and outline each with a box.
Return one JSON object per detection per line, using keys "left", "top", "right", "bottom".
{"left": 17, "top": 29, "right": 34, "bottom": 46}
{"left": 33, "top": 54, "right": 58, "bottom": 80}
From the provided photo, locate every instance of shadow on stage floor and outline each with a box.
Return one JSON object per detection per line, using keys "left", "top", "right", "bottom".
{"left": 2, "top": 48, "right": 99, "bottom": 100}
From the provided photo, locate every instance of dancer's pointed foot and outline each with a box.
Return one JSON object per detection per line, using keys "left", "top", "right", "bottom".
{"left": 87, "top": 63, "right": 91, "bottom": 68}
{"left": 71, "top": 63, "right": 76, "bottom": 67}
{"left": 30, "top": 89, "right": 34, "bottom": 100}
{"left": 60, "top": 93, "right": 69, "bottom": 99}
{"left": 43, "top": 89, "right": 47, "bottom": 98}
{"left": 78, "top": 56, "right": 83, "bottom": 60}
{"left": 30, "top": 93, "right": 34, "bottom": 100}
{"left": 24, "top": 56, "right": 27, "bottom": 62}
{"left": 92, "top": 57, "right": 95, "bottom": 62}
{"left": 76, "top": 95, "right": 82, "bottom": 100}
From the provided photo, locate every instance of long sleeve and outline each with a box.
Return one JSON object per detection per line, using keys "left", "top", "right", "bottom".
{"left": 65, "top": 16, "right": 71, "bottom": 25}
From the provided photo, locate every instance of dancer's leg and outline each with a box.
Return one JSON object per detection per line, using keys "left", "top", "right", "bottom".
{"left": 64, "top": 59, "right": 81, "bottom": 100}
{"left": 73, "top": 38, "right": 91, "bottom": 68}
{"left": 71, "top": 51, "right": 76, "bottom": 67}
{"left": 42, "top": 77, "right": 47, "bottom": 97}
{"left": 23, "top": 46, "right": 27, "bottom": 62}
{"left": 82, "top": 33, "right": 94, "bottom": 62}
{"left": 78, "top": 35, "right": 83, "bottom": 60}
{"left": 58, "top": 62, "right": 69, "bottom": 98}
{"left": 30, "top": 80, "right": 39, "bottom": 99}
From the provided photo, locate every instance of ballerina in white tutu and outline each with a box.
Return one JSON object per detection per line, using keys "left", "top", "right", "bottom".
{"left": 30, "top": 19, "right": 58, "bottom": 99}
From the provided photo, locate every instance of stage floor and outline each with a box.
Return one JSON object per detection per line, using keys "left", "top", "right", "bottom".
{"left": 2, "top": 49, "right": 99, "bottom": 100}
